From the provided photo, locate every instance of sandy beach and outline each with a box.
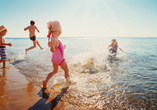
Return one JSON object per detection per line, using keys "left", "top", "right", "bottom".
{"left": 0, "top": 64, "right": 77, "bottom": 110}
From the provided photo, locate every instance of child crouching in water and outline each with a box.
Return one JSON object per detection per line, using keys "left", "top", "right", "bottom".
{"left": 43, "top": 21, "right": 70, "bottom": 88}
{"left": 108, "top": 39, "right": 124, "bottom": 53}
{"left": 0, "top": 25, "right": 12, "bottom": 68}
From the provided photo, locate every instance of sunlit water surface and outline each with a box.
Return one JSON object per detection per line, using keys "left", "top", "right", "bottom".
{"left": 6, "top": 37, "right": 157, "bottom": 109}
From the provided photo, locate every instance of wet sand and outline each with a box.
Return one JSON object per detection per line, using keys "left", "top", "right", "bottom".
{"left": 0, "top": 64, "right": 77, "bottom": 110}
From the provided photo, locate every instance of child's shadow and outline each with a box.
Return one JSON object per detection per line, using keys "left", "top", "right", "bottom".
{"left": 28, "top": 87, "right": 68, "bottom": 110}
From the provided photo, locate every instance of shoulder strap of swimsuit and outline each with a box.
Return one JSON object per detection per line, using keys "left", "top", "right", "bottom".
{"left": 51, "top": 36, "right": 61, "bottom": 48}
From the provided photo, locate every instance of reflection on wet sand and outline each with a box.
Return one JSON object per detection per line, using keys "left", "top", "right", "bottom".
{"left": 0, "top": 69, "right": 8, "bottom": 110}
{"left": 0, "top": 65, "right": 78, "bottom": 110}
{"left": 27, "top": 82, "right": 35, "bottom": 93}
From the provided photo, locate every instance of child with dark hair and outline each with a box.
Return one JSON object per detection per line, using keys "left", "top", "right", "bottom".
{"left": 30, "top": 20, "right": 35, "bottom": 25}
{"left": 24, "top": 20, "right": 43, "bottom": 54}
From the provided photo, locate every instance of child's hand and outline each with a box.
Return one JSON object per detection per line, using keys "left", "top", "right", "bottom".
{"left": 48, "top": 41, "right": 53, "bottom": 47}
{"left": 9, "top": 42, "right": 12, "bottom": 47}
{"left": 64, "top": 45, "right": 66, "bottom": 49}
{"left": 50, "top": 47, "right": 54, "bottom": 53}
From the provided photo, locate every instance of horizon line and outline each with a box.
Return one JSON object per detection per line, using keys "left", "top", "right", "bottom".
{"left": 5, "top": 36, "right": 157, "bottom": 39}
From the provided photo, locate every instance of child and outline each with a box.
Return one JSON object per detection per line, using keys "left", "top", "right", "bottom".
{"left": 43, "top": 21, "right": 70, "bottom": 88}
{"left": 108, "top": 39, "right": 124, "bottom": 54}
{"left": 0, "top": 25, "right": 12, "bottom": 68}
{"left": 24, "top": 20, "right": 43, "bottom": 54}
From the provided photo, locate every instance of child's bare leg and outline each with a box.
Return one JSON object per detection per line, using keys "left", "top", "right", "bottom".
{"left": 0, "top": 59, "right": 5, "bottom": 68}
{"left": 60, "top": 61, "right": 70, "bottom": 82}
{"left": 0, "top": 59, "right": 6, "bottom": 68}
{"left": 0, "top": 60, "right": 2, "bottom": 63}
{"left": 43, "top": 63, "right": 58, "bottom": 88}
{"left": 25, "top": 41, "right": 36, "bottom": 54}
{"left": 36, "top": 40, "right": 44, "bottom": 50}
{"left": 3, "top": 60, "right": 6, "bottom": 68}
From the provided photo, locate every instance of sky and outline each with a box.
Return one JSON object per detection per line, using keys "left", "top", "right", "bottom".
{"left": 0, "top": 0, "right": 157, "bottom": 38}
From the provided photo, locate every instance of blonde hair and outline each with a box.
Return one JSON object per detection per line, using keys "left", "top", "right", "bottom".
{"left": 112, "top": 39, "right": 118, "bottom": 45}
{"left": 47, "top": 21, "right": 61, "bottom": 33}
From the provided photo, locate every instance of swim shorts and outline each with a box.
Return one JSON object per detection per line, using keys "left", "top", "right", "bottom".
{"left": 109, "top": 48, "right": 117, "bottom": 54}
{"left": 0, "top": 46, "right": 7, "bottom": 60}
{"left": 30, "top": 36, "right": 36, "bottom": 41}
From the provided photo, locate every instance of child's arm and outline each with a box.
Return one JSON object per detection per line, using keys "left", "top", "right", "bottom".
{"left": 48, "top": 38, "right": 56, "bottom": 53}
{"left": 50, "top": 46, "right": 55, "bottom": 53}
{"left": 108, "top": 44, "right": 111, "bottom": 48}
{"left": 64, "top": 45, "right": 66, "bottom": 49}
{"left": 35, "top": 26, "right": 40, "bottom": 33}
{"left": 0, "top": 37, "right": 12, "bottom": 47}
{"left": 48, "top": 41, "right": 55, "bottom": 53}
{"left": 24, "top": 26, "right": 29, "bottom": 31}
{"left": 119, "top": 48, "right": 124, "bottom": 53}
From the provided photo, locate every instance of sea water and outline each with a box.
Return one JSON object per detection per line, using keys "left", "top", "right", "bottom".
{"left": 6, "top": 37, "right": 157, "bottom": 109}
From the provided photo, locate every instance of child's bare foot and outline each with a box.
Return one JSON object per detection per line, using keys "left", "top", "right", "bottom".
{"left": 66, "top": 77, "right": 72, "bottom": 84}
{"left": 41, "top": 47, "right": 44, "bottom": 50}
{"left": 25, "top": 49, "right": 28, "bottom": 54}
{"left": 43, "top": 80, "right": 47, "bottom": 88}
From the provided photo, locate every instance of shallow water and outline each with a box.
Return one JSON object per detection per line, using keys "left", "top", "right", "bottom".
{"left": 6, "top": 37, "right": 157, "bottom": 109}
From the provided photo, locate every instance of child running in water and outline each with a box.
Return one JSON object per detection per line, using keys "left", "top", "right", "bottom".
{"left": 43, "top": 21, "right": 70, "bottom": 88}
{"left": 108, "top": 39, "right": 124, "bottom": 54}
{"left": 0, "top": 25, "right": 12, "bottom": 68}
{"left": 24, "top": 20, "right": 43, "bottom": 54}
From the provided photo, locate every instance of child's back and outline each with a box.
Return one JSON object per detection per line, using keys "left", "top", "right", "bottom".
{"left": 26, "top": 25, "right": 36, "bottom": 37}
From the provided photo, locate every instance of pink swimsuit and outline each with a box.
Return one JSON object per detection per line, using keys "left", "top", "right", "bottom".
{"left": 51, "top": 38, "right": 65, "bottom": 65}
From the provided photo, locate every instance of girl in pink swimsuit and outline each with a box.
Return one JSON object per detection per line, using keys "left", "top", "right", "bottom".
{"left": 43, "top": 21, "right": 70, "bottom": 88}
{"left": 51, "top": 36, "right": 65, "bottom": 65}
